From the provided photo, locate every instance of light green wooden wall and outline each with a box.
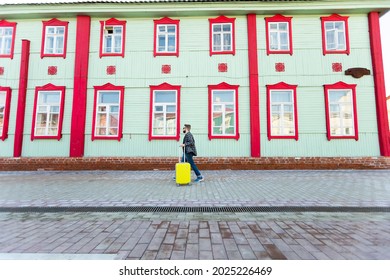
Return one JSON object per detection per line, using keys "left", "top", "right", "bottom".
{"left": 257, "top": 14, "right": 380, "bottom": 156}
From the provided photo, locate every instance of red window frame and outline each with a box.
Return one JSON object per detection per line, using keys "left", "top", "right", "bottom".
{"left": 265, "top": 14, "right": 293, "bottom": 55}
{"left": 92, "top": 83, "right": 125, "bottom": 141}
{"left": 149, "top": 83, "right": 181, "bottom": 141}
{"left": 153, "top": 17, "right": 180, "bottom": 57}
{"left": 40, "top": 18, "right": 69, "bottom": 58}
{"left": 0, "top": 86, "right": 11, "bottom": 141}
{"left": 266, "top": 82, "right": 298, "bottom": 141}
{"left": 321, "top": 14, "right": 350, "bottom": 55}
{"left": 31, "top": 83, "right": 66, "bottom": 141}
{"left": 99, "top": 18, "right": 127, "bottom": 58}
{"left": 209, "top": 15, "right": 236, "bottom": 56}
{"left": 324, "top": 81, "right": 358, "bottom": 141}
{"left": 0, "top": 19, "right": 17, "bottom": 59}
{"left": 208, "top": 82, "right": 240, "bottom": 140}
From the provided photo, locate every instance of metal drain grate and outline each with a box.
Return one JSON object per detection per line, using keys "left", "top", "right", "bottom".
{"left": 0, "top": 206, "right": 389, "bottom": 213}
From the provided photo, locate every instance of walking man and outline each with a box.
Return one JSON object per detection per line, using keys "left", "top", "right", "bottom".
{"left": 180, "top": 124, "right": 204, "bottom": 182}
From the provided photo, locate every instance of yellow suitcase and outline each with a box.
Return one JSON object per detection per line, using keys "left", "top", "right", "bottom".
{"left": 176, "top": 151, "right": 191, "bottom": 186}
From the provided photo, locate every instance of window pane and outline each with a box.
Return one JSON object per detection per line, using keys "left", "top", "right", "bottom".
{"left": 109, "top": 128, "right": 118, "bottom": 136}
{"left": 158, "top": 35, "right": 165, "bottom": 51}
{"left": 271, "top": 91, "right": 292, "bottom": 103}
{"left": 155, "top": 106, "right": 163, "bottom": 112}
{"left": 155, "top": 91, "right": 176, "bottom": 103}
{"left": 45, "top": 37, "right": 54, "bottom": 53}
{"left": 105, "top": 36, "right": 112, "bottom": 52}
{"left": 166, "top": 105, "right": 176, "bottom": 112}
{"left": 279, "top": 22, "right": 288, "bottom": 31}
{"left": 270, "top": 32, "right": 278, "bottom": 50}
{"left": 213, "top": 105, "right": 222, "bottom": 112}
{"left": 280, "top": 33, "right": 288, "bottom": 49}
{"left": 166, "top": 113, "right": 176, "bottom": 135}
{"left": 55, "top": 36, "right": 64, "bottom": 53}
{"left": 337, "top": 31, "right": 346, "bottom": 49}
{"left": 158, "top": 25, "right": 166, "bottom": 32}
{"left": 0, "top": 92, "right": 6, "bottom": 105}
{"left": 335, "top": 22, "right": 344, "bottom": 30}
{"left": 213, "top": 24, "right": 221, "bottom": 32}
{"left": 110, "top": 106, "right": 119, "bottom": 113}
{"left": 326, "top": 30, "right": 336, "bottom": 49}
{"left": 269, "top": 23, "right": 278, "bottom": 30}
{"left": 167, "top": 35, "right": 176, "bottom": 51}
{"left": 109, "top": 113, "right": 119, "bottom": 127}
{"left": 222, "top": 24, "right": 231, "bottom": 32}
{"left": 40, "top": 92, "right": 60, "bottom": 104}
{"left": 57, "top": 27, "right": 65, "bottom": 34}
{"left": 96, "top": 128, "right": 106, "bottom": 135}
{"left": 97, "top": 113, "right": 107, "bottom": 127}
{"left": 329, "top": 90, "right": 351, "bottom": 103}
{"left": 114, "top": 35, "right": 122, "bottom": 53}
{"left": 213, "top": 112, "right": 222, "bottom": 126}
{"left": 213, "top": 34, "right": 221, "bottom": 50}
{"left": 223, "top": 33, "right": 231, "bottom": 51}
{"left": 113, "top": 26, "right": 122, "bottom": 34}
{"left": 167, "top": 25, "right": 176, "bottom": 33}
{"left": 213, "top": 91, "right": 234, "bottom": 103}
{"left": 99, "top": 91, "right": 119, "bottom": 104}
{"left": 213, "top": 127, "right": 222, "bottom": 135}
{"left": 325, "top": 22, "right": 334, "bottom": 30}
{"left": 284, "top": 127, "right": 294, "bottom": 135}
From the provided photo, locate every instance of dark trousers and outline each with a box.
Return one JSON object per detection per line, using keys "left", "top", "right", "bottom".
{"left": 182, "top": 152, "right": 201, "bottom": 177}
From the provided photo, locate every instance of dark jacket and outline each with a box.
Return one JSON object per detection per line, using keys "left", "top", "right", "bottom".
{"left": 183, "top": 132, "right": 197, "bottom": 156}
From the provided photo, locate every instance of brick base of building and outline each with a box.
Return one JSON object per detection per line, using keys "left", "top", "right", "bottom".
{"left": 0, "top": 157, "right": 389, "bottom": 171}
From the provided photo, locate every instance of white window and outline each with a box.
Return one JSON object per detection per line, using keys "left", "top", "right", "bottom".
{"left": 212, "top": 23, "right": 232, "bottom": 52}
{"left": 325, "top": 21, "right": 346, "bottom": 51}
{"left": 270, "top": 90, "right": 295, "bottom": 136}
{"left": 269, "top": 22, "right": 289, "bottom": 51}
{"left": 103, "top": 25, "right": 123, "bottom": 54}
{"left": 152, "top": 90, "right": 177, "bottom": 136}
{"left": 328, "top": 90, "right": 354, "bottom": 136}
{"left": 211, "top": 90, "right": 236, "bottom": 136}
{"left": 0, "top": 91, "right": 6, "bottom": 136}
{"left": 0, "top": 27, "right": 13, "bottom": 55}
{"left": 157, "top": 24, "right": 177, "bottom": 53}
{"left": 44, "top": 26, "right": 65, "bottom": 54}
{"left": 35, "top": 91, "right": 61, "bottom": 136}
{"left": 95, "top": 91, "right": 120, "bottom": 136}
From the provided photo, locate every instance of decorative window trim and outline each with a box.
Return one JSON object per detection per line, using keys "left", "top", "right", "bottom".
{"left": 324, "top": 81, "right": 358, "bottom": 141}
{"left": 321, "top": 14, "right": 350, "bottom": 55}
{"left": 40, "top": 18, "right": 69, "bottom": 58}
{"left": 209, "top": 15, "right": 236, "bottom": 56}
{"left": 99, "top": 18, "right": 127, "bottom": 58}
{"left": 208, "top": 82, "right": 240, "bottom": 140}
{"left": 0, "top": 86, "right": 11, "bottom": 141}
{"left": 31, "top": 83, "right": 66, "bottom": 141}
{"left": 153, "top": 17, "right": 180, "bottom": 57}
{"left": 265, "top": 14, "right": 293, "bottom": 55}
{"left": 149, "top": 82, "right": 181, "bottom": 141}
{"left": 92, "top": 83, "right": 125, "bottom": 141}
{"left": 266, "top": 82, "right": 298, "bottom": 141}
{"left": 0, "top": 19, "right": 17, "bottom": 59}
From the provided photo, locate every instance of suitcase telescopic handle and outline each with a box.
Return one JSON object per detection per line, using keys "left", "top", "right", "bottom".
{"left": 179, "top": 147, "right": 186, "bottom": 163}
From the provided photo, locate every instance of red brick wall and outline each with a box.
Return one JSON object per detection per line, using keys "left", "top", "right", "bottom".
{"left": 0, "top": 157, "right": 389, "bottom": 171}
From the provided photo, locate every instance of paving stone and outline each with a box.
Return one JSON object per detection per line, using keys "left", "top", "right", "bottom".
{"left": 128, "top": 244, "right": 148, "bottom": 259}
{"left": 185, "top": 244, "right": 199, "bottom": 259}
{"left": 199, "top": 250, "right": 213, "bottom": 260}
{"left": 199, "top": 238, "right": 212, "bottom": 251}
{"left": 212, "top": 244, "right": 227, "bottom": 259}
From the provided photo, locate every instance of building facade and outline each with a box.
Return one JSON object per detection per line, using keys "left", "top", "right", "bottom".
{"left": 0, "top": 0, "right": 389, "bottom": 163}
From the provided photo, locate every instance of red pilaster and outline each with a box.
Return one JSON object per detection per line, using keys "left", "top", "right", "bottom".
{"left": 368, "top": 12, "right": 390, "bottom": 156}
{"left": 13, "top": 40, "right": 30, "bottom": 157}
{"left": 247, "top": 14, "right": 261, "bottom": 157}
{"left": 70, "top": 16, "right": 91, "bottom": 157}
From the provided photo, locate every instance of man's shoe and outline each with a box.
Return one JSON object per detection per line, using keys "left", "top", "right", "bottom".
{"left": 194, "top": 176, "right": 204, "bottom": 183}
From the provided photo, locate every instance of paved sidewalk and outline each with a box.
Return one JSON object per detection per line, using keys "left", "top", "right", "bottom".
{"left": 0, "top": 170, "right": 389, "bottom": 260}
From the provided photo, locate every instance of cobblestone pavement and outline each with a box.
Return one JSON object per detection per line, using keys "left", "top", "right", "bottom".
{"left": 0, "top": 170, "right": 389, "bottom": 260}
